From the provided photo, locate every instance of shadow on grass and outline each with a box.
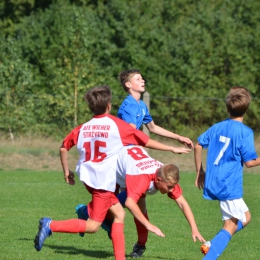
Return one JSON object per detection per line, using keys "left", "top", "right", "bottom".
{"left": 20, "top": 237, "right": 114, "bottom": 258}
{"left": 19, "top": 238, "right": 189, "bottom": 260}
{"left": 46, "top": 244, "right": 113, "bottom": 258}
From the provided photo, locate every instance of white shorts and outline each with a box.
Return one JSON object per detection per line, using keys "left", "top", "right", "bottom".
{"left": 220, "top": 198, "right": 249, "bottom": 223}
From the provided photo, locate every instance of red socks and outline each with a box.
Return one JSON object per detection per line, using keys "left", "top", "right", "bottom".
{"left": 50, "top": 219, "right": 86, "bottom": 233}
{"left": 111, "top": 223, "right": 125, "bottom": 260}
{"left": 50, "top": 219, "right": 125, "bottom": 259}
{"left": 134, "top": 211, "right": 149, "bottom": 246}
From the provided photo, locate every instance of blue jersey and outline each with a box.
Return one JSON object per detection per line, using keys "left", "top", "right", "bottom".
{"left": 198, "top": 118, "right": 258, "bottom": 201}
{"left": 117, "top": 94, "right": 153, "bottom": 129}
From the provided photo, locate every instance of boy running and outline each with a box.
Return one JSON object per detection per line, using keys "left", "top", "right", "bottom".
{"left": 194, "top": 86, "right": 260, "bottom": 259}
{"left": 34, "top": 85, "right": 191, "bottom": 260}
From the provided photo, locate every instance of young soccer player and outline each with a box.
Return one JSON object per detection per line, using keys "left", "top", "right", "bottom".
{"left": 34, "top": 85, "right": 191, "bottom": 260}
{"left": 76, "top": 145, "right": 206, "bottom": 258}
{"left": 117, "top": 68, "right": 194, "bottom": 148}
{"left": 194, "top": 86, "right": 260, "bottom": 259}
{"left": 117, "top": 68, "right": 195, "bottom": 256}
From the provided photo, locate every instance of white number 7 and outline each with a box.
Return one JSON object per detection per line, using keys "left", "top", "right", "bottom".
{"left": 214, "top": 135, "right": 230, "bottom": 165}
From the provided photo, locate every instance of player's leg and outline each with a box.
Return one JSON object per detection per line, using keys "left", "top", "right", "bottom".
{"left": 34, "top": 188, "right": 108, "bottom": 253}
{"left": 202, "top": 218, "right": 234, "bottom": 260}
{"left": 109, "top": 200, "right": 126, "bottom": 260}
{"left": 202, "top": 199, "right": 249, "bottom": 259}
{"left": 34, "top": 217, "right": 99, "bottom": 251}
{"left": 75, "top": 190, "right": 127, "bottom": 238}
{"left": 235, "top": 210, "right": 251, "bottom": 233}
{"left": 130, "top": 196, "right": 148, "bottom": 258}
{"left": 75, "top": 203, "right": 89, "bottom": 237}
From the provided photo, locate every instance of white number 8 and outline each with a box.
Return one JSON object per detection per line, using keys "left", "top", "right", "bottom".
{"left": 214, "top": 135, "right": 230, "bottom": 165}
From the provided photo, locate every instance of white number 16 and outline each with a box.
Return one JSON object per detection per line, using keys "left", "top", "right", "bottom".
{"left": 214, "top": 135, "right": 230, "bottom": 165}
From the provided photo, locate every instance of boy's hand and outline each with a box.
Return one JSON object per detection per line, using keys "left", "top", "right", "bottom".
{"left": 177, "top": 136, "right": 194, "bottom": 149}
{"left": 146, "top": 223, "right": 165, "bottom": 237}
{"left": 64, "top": 170, "right": 75, "bottom": 185}
{"left": 172, "top": 147, "right": 191, "bottom": 154}
{"left": 192, "top": 230, "right": 206, "bottom": 243}
{"left": 195, "top": 171, "right": 205, "bottom": 189}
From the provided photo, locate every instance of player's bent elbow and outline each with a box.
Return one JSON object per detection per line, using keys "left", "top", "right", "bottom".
{"left": 245, "top": 159, "right": 260, "bottom": 168}
{"left": 244, "top": 162, "right": 252, "bottom": 168}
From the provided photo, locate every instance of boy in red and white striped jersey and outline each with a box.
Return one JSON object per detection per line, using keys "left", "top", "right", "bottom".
{"left": 34, "top": 85, "right": 191, "bottom": 260}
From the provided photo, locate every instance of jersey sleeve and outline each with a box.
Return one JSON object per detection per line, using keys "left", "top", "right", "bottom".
{"left": 62, "top": 124, "right": 82, "bottom": 150}
{"left": 167, "top": 184, "right": 182, "bottom": 200}
{"left": 197, "top": 128, "right": 211, "bottom": 149}
{"left": 109, "top": 115, "right": 149, "bottom": 146}
{"left": 141, "top": 101, "right": 153, "bottom": 125}
{"left": 240, "top": 131, "right": 258, "bottom": 162}
{"left": 126, "top": 174, "right": 151, "bottom": 202}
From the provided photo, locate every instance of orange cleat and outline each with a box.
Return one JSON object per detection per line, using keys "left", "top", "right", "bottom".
{"left": 200, "top": 241, "right": 211, "bottom": 255}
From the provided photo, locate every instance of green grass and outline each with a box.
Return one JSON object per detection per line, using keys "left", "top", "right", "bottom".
{"left": 1, "top": 171, "right": 260, "bottom": 260}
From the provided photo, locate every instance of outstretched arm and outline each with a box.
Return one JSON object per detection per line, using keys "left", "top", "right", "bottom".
{"left": 60, "top": 144, "right": 75, "bottom": 185}
{"left": 174, "top": 195, "right": 206, "bottom": 242}
{"left": 125, "top": 197, "right": 165, "bottom": 237}
{"left": 145, "top": 138, "right": 191, "bottom": 154}
{"left": 145, "top": 120, "right": 194, "bottom": 148}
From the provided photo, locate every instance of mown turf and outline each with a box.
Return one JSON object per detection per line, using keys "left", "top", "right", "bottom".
{"left": 1, "top": 171, "right": 260, "bottom": 259}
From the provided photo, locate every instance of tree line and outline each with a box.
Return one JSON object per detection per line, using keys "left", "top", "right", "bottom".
{"left": 1, "top": 0, "right": 260, "bottom": 139}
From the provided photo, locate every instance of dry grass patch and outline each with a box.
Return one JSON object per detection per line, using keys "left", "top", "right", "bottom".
{"left": 1, "top": 134, "right": 260, "bottom": 174}
{"left": 0, "top": 135, "right": 78, "bottom": 171}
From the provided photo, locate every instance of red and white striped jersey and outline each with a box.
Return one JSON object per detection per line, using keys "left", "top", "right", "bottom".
{"left": 62, "top": 114, "right": 149, "bottom": 191}
{"left": 116, "top": 146, "right": 182, "bottom": 202}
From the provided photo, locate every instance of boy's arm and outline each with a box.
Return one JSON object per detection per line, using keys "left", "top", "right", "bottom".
{"left": 145, "top": 138, "right": 191, "bottom": 154}
{"left": 125, "top": 197, "right": 165, "bottom": 237}
{"left": 194, "top": 142, "right": 205, "bottom": 189}
{"left": 60, "top": 144, "right": 75, "bottom": 185}
{"left": 145, "top": 120, "right": 194, "bottom": 148}
{"left": 174, "top": 195, "right": 206, "bottom": 242}
{"left": 245, "top": 158, "right": 260, "bottom": 168}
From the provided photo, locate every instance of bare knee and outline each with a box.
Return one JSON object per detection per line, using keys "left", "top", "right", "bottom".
{"left": 242, "top": 211, "right": 251, "bottom": 227}
{"left": 85, "top": 219, "right": 101, "bottom": 233}
{"left": 114, "top": 206, "right": 125, "bottom": 223}
{"left": 110, "top": 203, "right": 125, "bottom": 223}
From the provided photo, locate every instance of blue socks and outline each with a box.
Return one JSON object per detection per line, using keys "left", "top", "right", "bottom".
{"left": 203, "top": 221, "right": 244, "bottom": 259}
{"left": 236, "top": 220, "right": 244, "bottom": 233}
{"left": 203, "top": 229, "right": 231, "bottom": 260}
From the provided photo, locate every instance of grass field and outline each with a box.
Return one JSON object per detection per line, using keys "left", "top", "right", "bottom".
{"left": 1, "top": 170, "right": 260, "bottom": 260}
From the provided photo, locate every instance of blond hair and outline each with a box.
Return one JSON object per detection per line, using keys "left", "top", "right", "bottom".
{"left": 157, "top": 164, "right": 179, "bottom": 185}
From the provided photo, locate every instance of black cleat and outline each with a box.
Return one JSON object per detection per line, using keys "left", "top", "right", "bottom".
{"left": 129, "top": 243, "right": 146, "bottom": 258}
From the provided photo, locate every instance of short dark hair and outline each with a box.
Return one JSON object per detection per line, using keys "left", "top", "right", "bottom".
{"left": 84, "top": 85, "right": 112, "bottom": 115}
{"left": 225, "top": 86, "right": 251, "bottom": 117}
{"left": 118, "top": 69, "right": 141, "bottom": 92}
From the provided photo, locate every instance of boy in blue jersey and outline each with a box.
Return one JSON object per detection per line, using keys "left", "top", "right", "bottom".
{"left": 118, "top": 69, "right": 193, "bottom": 148}
{"left": 117, "top": 68, "right": 194, "bottom": 257}
{"left": 194, "top": 86, "right": 260, "bottom": 259}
